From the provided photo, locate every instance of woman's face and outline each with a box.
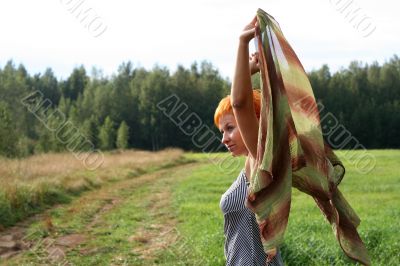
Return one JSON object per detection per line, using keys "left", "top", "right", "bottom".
{"left": 218, "top": 112, "right": 248, "bottom": 157}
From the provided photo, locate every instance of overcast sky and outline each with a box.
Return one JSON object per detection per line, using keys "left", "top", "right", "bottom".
{"left": 0, "top": 0, "right": 398, "bottom": 80}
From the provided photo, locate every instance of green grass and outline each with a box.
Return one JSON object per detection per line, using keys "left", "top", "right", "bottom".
{"left": 167, "top": 150, "right": 400, "bottom": 265}
{"left": 2, "top": 150, "right": 399, "bottom": 265}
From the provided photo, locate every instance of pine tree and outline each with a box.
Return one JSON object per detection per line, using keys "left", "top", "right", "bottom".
{"left": 98, "top": 116, "right": 116, "bottom": 150}
{"left": 116, "top": 121, "right": 129, "bottom": 149}
{"left": 0, "top": 102, "right": 18, "bottom": 157}
{"left": 81, "top": 116, "right": 99, "bottom": 149}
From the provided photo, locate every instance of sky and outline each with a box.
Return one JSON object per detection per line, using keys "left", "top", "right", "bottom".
{"left": 0, "top": 0, "right": 399, "bottom": 80}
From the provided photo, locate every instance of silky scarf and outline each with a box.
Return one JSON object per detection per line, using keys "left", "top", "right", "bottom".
{"left": 246, "top": 8, "right": 370, "bottom": 265}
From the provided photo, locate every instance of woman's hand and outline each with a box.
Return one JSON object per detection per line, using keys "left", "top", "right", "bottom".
{"left": 239, "top": 16, "right": 258, "bottom": 44}
{"left": 249, "top": 52, "right": 260, "bottom": 75}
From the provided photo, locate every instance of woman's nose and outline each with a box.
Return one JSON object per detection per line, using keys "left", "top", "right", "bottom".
{"left": 222, "top": 133, "right": 230, "bottom": 144}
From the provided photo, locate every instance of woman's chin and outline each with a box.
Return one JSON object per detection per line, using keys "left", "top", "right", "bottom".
{"left": 231, "top": 151, "right": 242, "bottom": 157}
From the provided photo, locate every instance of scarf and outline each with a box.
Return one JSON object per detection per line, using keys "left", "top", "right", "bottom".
{"left": 246, "top": 8, "right": 371, "bottom": 265}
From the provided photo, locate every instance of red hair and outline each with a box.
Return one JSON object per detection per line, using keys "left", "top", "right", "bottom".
{"left": 214, "top": 90, "right": 261, "bottom": 127}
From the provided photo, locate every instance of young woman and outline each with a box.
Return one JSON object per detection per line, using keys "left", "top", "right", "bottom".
{"left": 214, "top": 17, "right": 284, "bottom": 266}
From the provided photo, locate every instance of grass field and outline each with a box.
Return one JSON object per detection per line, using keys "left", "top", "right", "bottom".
{"left": 165, "top": 150, "right": 400, "bottom": 265}
{"left": 1, "top": 149, "right": 399, "bottom": 265}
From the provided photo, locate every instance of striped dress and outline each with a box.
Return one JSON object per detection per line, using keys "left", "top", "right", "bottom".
{"left": 220, "top": 169, "right": 284, "bottom": 266}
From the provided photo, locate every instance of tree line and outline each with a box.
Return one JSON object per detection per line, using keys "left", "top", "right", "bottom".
{"left": 0, "top": 55, "right": 399, "bottom": 158}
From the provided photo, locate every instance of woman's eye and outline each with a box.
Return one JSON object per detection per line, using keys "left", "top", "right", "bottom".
{"left": 227, "top": 126, "right": 234, "bottom": 131}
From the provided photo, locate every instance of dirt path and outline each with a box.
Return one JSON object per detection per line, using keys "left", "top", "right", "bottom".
{"left": 129, "top": 187, "right": 177, "bottom": 262}
{"left": 0, "top": 162, "right": 201, "bottom": 265}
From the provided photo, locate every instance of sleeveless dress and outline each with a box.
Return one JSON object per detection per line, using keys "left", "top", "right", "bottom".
{"left": 220, "top": 169, "right": 284, "bottom": 266}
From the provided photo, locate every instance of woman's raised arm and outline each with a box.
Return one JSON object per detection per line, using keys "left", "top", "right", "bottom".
{"left": 231, "top": 17, "right": 259, "bottom": 159}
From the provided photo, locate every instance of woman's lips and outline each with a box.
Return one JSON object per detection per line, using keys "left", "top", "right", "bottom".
{"left": 227, "top": 144, "right": 235, "bottom": 151}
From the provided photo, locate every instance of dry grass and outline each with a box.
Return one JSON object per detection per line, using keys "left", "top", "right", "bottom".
{"left": 0, "top": 148, "right": 183, "bottom": 181}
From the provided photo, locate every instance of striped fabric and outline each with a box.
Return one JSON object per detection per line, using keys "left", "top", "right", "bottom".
{"left": 245, "top": 8, "right": 371, "bottom": 265}
{"left": 221, "top": 169, "right": 283, "bottom": 266}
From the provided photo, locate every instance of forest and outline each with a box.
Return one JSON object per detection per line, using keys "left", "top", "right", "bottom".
{"left": 0, "top": 55, "right": 399, "bottom": 158}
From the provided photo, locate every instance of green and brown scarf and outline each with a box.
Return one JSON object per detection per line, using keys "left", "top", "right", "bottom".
{"left": 246, "top": 8, "right": 371, "bottom": 265}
